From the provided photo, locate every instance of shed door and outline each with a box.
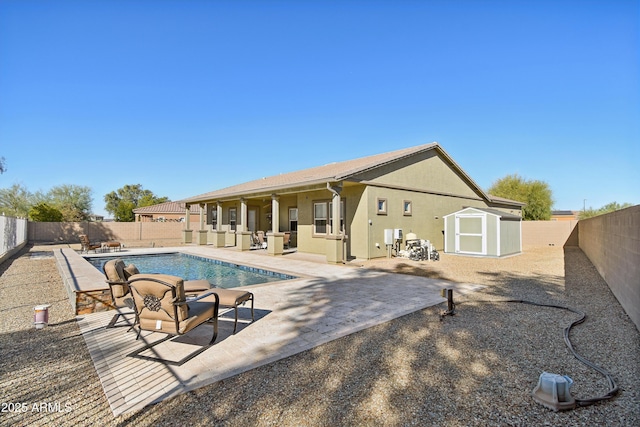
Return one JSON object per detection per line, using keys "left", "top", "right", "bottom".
{"left": 455, "top": 214, "right": 486, "bottom": 255}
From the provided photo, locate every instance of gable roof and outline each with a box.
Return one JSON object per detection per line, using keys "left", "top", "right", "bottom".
{"left": 133, "top": 201, "right": 202, "bottom": 215}
{"left": 443, "top": 207, "right": 522, "bottom": 220}
{"left": 182, "top": 142, "right": 523, "bottom": 207}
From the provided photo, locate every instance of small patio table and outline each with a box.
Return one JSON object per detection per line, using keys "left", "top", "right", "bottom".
{"left": 101, "top": 242, "right": 122, "bottom": 252}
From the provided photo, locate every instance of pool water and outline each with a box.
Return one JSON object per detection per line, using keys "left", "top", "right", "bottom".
{"left": 86, "top": 253, "right": 295, "bottom": 288}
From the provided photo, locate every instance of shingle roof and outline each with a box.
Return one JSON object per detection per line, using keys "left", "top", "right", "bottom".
{"left": 552, "top": 210, "right": 577, "bottom": 216}
{"left": 470, "top": 207, "right": 523, "bottom": 220}
{"left": 133, "top": 201, "right": 202, "bottom": 214}
{"left": 184, "top": 143, "right": 444, "bottom": 202}
{"left": 181, "top": 142, "right": 523, "bottom": 207}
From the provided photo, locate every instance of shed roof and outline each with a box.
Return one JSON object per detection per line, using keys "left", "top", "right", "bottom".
{"left": 443, "top": 206, "right": 522, "bottom": 221}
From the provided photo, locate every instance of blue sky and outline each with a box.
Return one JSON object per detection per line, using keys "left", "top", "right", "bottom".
{"left": 1, "top": 0, "right": 638, "bottom": 218}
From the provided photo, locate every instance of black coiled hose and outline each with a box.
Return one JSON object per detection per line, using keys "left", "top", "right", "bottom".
{"left": 453, "top": 298, "right": 619, "bottom": 407}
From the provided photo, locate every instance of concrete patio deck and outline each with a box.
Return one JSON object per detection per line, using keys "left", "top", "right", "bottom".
{"left": 64, "top": 246, "right": 483, "bottom": 417}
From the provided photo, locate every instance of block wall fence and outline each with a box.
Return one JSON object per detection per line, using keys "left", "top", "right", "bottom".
{"left": 577, "top": 206, "right": 640, "bottom": 331}
{"left": 30, "top": 220, "right": 579, "bottom": 248}
{"left": 28, "top": 221, "right": 186, "bottom": 247}
{"left": 24, "top": 210, "right": 639, "bottom": 330}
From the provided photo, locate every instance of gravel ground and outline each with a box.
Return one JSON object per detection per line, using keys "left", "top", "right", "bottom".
{"left": 0, "top": 245, "right": 638, "bottom": 426}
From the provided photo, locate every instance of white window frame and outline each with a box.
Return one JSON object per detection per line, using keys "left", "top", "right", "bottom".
{"left": 403, "top": 200, "right": 412, "bottom": 216}
{"left": 289, "top": 207, "right": 298, "bottom": 232}
{"left": 377, "top": 198, "right": 387, "bottom": 215}
{"left": 313, "top": 202, "right": 328, "bottom": 235}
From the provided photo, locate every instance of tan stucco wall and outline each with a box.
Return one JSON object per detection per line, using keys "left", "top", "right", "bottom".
{"left": 27, "top": 221, "right": 186, "bottom": 246}
{"left": 353, "top": 149, "right": 483, "bottom": 201}
{"left": 522, "top": 220, "right": 578, "bottom": 248}
{"left": 578, "top": 206, "right": 640, "bottom": 331}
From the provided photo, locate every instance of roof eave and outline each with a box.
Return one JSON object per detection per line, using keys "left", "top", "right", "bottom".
{"left": 181, "top": 178, "right": 336, "bottom": 204}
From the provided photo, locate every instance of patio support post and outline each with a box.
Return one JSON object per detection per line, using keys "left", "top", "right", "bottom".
{"left": 240, "top": 198, "right": 248, "bottom": 232}
{"left": 268, "top": 194, "right": 284, "bottom": 255}
{"left": 211, "top": 201, "right": 226, "bottom": 247}
{"left": 182, "top": 204, "right": 193, "bottom": 244}
{"left": 326, "top": 182, "right": 344, "bottom": 264}
{"left": 197, "top": 203, "right": 207, "bottom": 245}
{"left": 237, "top": 198, "right": 252, "bottom": 251}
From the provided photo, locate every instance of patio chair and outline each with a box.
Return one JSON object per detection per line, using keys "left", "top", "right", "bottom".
{"left": 257, "top": 231, "right": 267, "bottom": 249}
{"left": 103, "top": 259, "right": 137, "bottom": 328}
{"left": 250, "top": 232, "right": 261, "bottom": 249}
{"left": 283, "top": 232, "right": 291, "bottom": 249}
{"left": 103, "top": 259, "right": 212, "bottom": 329}
{"left": 127, "top": 274, "right": 220, "bottom": 357}
{"left": 79, "top": 234, "right": 102, "bottom": 253}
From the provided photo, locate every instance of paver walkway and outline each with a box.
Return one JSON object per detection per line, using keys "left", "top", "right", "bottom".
{"left": 68, "top": 246, "right": 483, "bottom": 416}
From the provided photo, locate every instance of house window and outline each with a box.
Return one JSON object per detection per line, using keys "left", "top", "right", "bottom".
{"left": 403, "top": 200, "right": 412, "bottom": 216}
{"left": 377, "top": 198, "right": 387, "bottom": 215}
{"left": 289, "top": 208, "right": 298, "bottom": 232}
{"left": 210, "top": 209, "right": 218, "bottom": 229}
{"left": 314, "top": 200, "right": 345, "bottom": 235}
{"left": 314, "top": 202, "right": 327, "bottom": 234}
{"left": 229, "top": 208, "right": 237, "bottom": 231}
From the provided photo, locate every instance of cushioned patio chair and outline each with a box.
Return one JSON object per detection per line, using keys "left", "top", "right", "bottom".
{"left": 257, "top": 231, "right": 267, "bottom": 249}
{"left": 250, "top": 232, "right": 261, "bottom": 249}
{"left": 103, "top": 259, "right": 212, "bottom": 329}
{"left": 103, "top": 259, "right": 138, "bottom": 328}
{"left": 79, "top": 234, "right": 102, "bottom": 253}
{"left": 127, "top": 274, "right": 220, "bottom": 347}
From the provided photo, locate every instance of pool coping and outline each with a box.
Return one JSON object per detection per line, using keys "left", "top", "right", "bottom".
{"left": 54, "top": 247, "right": 310, "bottom": 315}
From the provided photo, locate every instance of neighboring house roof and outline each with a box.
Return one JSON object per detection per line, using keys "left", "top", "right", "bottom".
{"left": 182, "top": 142, "right": 524, "bottom": 207}
{"left": 552, "top": 210, "right": 577, "bottom": 216}
{"left": 133, "top": 201, "right": 202, "bottom": 214}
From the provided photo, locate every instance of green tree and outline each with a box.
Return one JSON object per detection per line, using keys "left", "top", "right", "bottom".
{"left": 29, "top": 202, "right": 64, "bottom": 222}
{"left": 488, "top": 174, "right": 553, "bottom": 220}
{"left": 104, "top": 184, "right": 169, "bottom": 222}
{"left": 48, "top": 184, "right": 93, "bottom": 221}
{"left": 579, "top": 201, "right": 633, "bottom": 219}
{"left": 0, "top": 183, "right": 32, "bottom": 217}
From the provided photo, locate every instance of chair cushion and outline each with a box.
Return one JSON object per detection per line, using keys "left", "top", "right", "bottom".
{"left": 104, "top": 259, "right": 129, "bottom": 298}
{"left": 129, "top": 274, "right": 188, "bottom": 323}
{"left": 200, "top": 288, "right": 252, "bottom": 307}
{"left": 123, "top": 264, "right": 140, "bottom": 279}
{"left": 184, "top": 279, "right": 211, "bottom": 293}
{"left": 179, "top": 300, "right": 216, "bottom": 334}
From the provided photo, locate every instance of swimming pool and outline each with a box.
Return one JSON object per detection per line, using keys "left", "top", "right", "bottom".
{"left": 86, "top": 252, "right": 296, "bottom": 288}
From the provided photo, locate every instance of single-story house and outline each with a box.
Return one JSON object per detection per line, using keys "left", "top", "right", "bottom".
{"left": 133, "top": 201, "right": 202, "bottom": 223}
{"left": 181, "top": 142, "right": 524, "bottom": 262}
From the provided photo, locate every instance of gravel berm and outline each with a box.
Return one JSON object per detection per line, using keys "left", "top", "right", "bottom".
{"left": 0, "top": 244, "right": 638, "bottom": 426}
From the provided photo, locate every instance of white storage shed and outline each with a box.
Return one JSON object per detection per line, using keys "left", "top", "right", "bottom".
{"left": 443, "top": 207, "right": 522, "bottom": 257}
